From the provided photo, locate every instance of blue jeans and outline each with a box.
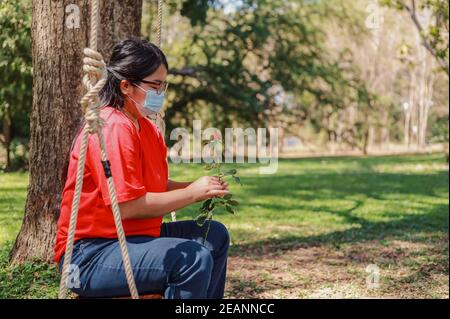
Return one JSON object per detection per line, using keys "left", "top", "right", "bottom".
{"left": 58, "top": 220, "right": 230, "bottom": 299}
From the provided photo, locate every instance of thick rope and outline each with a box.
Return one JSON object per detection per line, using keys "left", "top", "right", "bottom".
{"left": 148, "top": 0, "right": 166, "bottom": 137}
{"left": 151, "top": 0, "right": 175, "bottom": 222}
{"left": 59, "top": 0, "right": 139, "bottom": 299}
{"left": 152, "top": 0, "right": 166, "bottom": 137}
{"left": 147, "top": 110, "right": 166, "bottom": 136}
{"left": 156, "top": 0, "right": 163, "bottom": 48}
{"left": 58, "top": 129, "right": 89, "bottom": 299}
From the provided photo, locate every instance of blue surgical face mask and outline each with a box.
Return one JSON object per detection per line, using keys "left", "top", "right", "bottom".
{"left": 135, "top": 85, "right": 165, "bottom": 113}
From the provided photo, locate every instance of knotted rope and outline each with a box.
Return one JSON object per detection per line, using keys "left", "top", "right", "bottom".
{"left": 156, "top": 0, "right": 164, "bottom": 48}
{"left": 58, "top": 0, "right": 139, "bottom": 299}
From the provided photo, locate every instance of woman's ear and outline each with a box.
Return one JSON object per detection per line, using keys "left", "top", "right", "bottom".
{"left": 119, "top": 80, "right": 131, "bottom": 96}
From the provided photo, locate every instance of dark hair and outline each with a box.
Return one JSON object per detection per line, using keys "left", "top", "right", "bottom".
{"left": 99, "top": 37, "right": 169, "bottom": 109}
{"left": 70, "top": 37, "right": 168, "bottom": 152}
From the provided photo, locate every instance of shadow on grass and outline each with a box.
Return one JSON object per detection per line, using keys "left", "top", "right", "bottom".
{"left": 225, "top": 166, "right": 448, "bottom": 257}
{"left": 230, "top": 202, "right": 448, "bottom": 257}
{"left": 238, "top": 170, "right": 449, "bottom": 200}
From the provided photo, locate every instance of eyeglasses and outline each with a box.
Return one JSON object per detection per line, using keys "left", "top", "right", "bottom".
{"left": 139, "top": 79, "right": 169, "bottom": 95}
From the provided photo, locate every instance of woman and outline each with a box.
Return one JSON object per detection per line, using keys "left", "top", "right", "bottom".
{"left": 54, "top": 38, "right": 230, "bottom": 299}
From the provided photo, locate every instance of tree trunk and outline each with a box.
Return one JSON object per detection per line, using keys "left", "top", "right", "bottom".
{"left": 98, "top": 0, "right": 143, "bottom": 60}
{"left": 419, "top": 56, "right": 436, "bottom": 149}
{"left": 10, "top": 0, "right": 142, "bottom": 264}
{"left": 405, "top": 70, "right": 416, "bottom": 149}
{"left": 2, "top": 112, "right": 12, "bottom": 170}
{"left": 380, "top": 109, "right": 390, "bottom": 147}
{"left": 363, "top": 126, "right": 370, "bottom": 155}
{"left": 417, "top": 47, "right": 427, "bottom": 150}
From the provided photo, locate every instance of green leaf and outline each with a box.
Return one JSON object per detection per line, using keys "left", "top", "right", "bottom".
{"left": 223, "top": 169, "right": 237, "bottom": 176}
{"left": 201, "top": 198, "right": 213, "bottom": 211}
{"left": 214, "top": 200, "right": 226, "bottom": 207}
{"left": 227, "top": 199, "right": 239, "bottom": 206}
{"left": 225, "top": 205, "right": 236, "bottom": 215}
{"left": 232, "top": 175, "right": 242, "bottom": 185}
{"left": 195, "top": 212, "right": 210, "bottom": 227}
{"left": 223, "top": 194, "right": 233, "bottom": 200}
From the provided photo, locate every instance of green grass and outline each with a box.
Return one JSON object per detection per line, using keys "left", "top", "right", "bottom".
{"left": 0, "top": 172, "right": 28, "bottom": 245}
{"left": 0, "top": 154, "right": 448, "bottom": 298}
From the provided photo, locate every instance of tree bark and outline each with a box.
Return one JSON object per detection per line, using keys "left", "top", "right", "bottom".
{"left": 98, "top": 0, "right": 143, "bottom": 61}
{"left": 10, "top": 0, "right": 143, "bottom": 264}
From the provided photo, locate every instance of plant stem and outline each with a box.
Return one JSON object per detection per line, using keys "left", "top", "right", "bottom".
{"left": 203, "top": 217, "right": 213, "bottom": 246}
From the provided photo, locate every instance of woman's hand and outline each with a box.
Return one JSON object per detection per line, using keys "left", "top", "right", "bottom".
{"left": 120, "top": 177, "right": 228, "bottom": 220}
{"left": 187, "top": 176, "right": 229, "bottom": 202}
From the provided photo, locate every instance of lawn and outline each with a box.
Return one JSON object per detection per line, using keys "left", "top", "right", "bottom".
{"left": 0, "top": 154, "right": 448, "bottom": 298}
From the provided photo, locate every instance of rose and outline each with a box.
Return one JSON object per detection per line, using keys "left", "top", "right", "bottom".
{"left": 195, "top": 131, "right": 242, "bottom": 244}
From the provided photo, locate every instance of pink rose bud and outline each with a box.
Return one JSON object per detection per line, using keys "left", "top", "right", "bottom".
{"left": 213, "top": 131, "right": 222, "bottom": 141}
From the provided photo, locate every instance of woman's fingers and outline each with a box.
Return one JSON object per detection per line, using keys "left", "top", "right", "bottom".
{"left": 208, "top": 177, "right": 228, "bottom": 189}
{"left": 208, "top": 184, "right": 229, "bottom": 192}
{"left": 192, "top": 176, "right": 230, "bottom": 202}
{"left": 207, "top": 189, "right": 230, "bottom": 198}
{"left": 208, "top": 183, "right": 225, "bottom": 191}
{"left": 205, "top": 176, "right": 228, "bottom": 193}
{"left": 216, "top": 183, "right": 228, "bottom": 190}
{"left": 210, "top": 177, "right": 221, "bottom": 184}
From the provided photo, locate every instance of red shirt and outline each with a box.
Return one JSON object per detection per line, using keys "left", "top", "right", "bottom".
{"left": 54, "top": 106, "right": 168, "bottom": 263}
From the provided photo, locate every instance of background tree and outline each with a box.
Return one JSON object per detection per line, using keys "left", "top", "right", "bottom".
{"left": 379, "top": 0, "right": 447, "bottom": 150}
{"left": 10, "top": 0, "right": 143, "bottom": 264}
{"left": 146, "top": 0, "right": 447, "bottom": 154}
{"left": 0, "top": 0, "right": 32, "bottom": 171}
{"left": 144, "top": 0, "right": 375, "bottom": 151}
{"left": 382, "top": 0, "right": 449, "bottom": 75}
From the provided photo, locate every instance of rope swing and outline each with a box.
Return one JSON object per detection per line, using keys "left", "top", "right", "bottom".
{"left": 146, "top": 0, "right": 167, "bottom": 138}
{"left": 59, "top": 0, "right": 167, "bottom": 300}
